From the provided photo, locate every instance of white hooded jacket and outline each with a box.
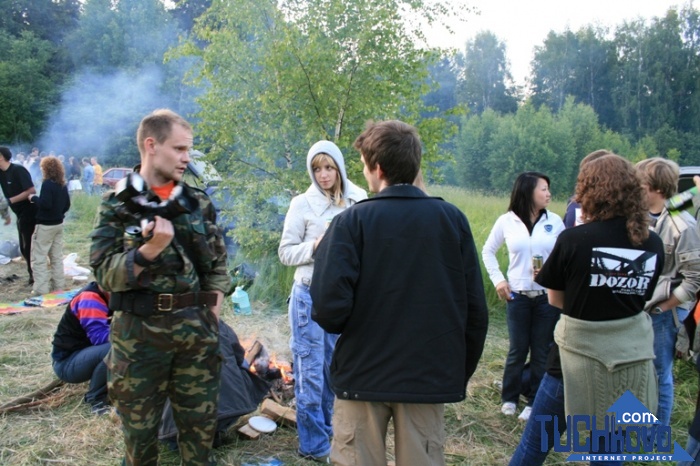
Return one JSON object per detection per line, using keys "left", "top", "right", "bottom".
{"left": 278, "top": 141, "right": 367, "bottom": 284}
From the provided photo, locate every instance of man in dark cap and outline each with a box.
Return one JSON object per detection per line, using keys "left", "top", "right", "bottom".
{"left": 0, "top": 146, "right": 37, "bottom": 285}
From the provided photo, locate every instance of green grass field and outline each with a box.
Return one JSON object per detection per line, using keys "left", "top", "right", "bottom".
{"left": 0, "top": 188, "right": 696, "bottom": 465}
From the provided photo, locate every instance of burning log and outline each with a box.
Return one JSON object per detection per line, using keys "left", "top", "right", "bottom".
{"left": 244, "top": 339, "right": 295, "bottom": 403}
{"left": 244, "top": 340, "right": 263, "bottom": 367}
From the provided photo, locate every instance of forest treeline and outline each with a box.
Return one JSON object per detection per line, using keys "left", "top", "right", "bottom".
{"left": 1, "top": 0, "right": 698, "bottom": 254}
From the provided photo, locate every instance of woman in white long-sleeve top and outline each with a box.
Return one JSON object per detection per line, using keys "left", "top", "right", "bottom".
{"left": 482, "top": 171, "right": 564, "bottom": 422}
{"left": 278, "top": 140, "right": 367, "bottom": 463}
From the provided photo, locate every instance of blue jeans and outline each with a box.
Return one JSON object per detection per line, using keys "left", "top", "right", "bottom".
{"left": 509, "top": 373, "right": 622, "bottom": 466}
{"left": 680, "top": 356, "right": 700, "bottom": 466}
{"left": 53, "top": 342, "right": 110, "bottom": 406}
{"left": 503, "top": 293, "right": 560, "bottom": 405}
{"left": 651, "top": 307, "right": 688, "bottom": 426}
{"left": 289, "top": 282, "right": 337, "bottom": 458}
{"left": 680, "top": 434, "right": 700, "bottom": 466}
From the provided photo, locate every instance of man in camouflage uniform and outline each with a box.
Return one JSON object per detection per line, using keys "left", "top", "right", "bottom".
{"left": 90, "top": 109, "right": 230, "bottom": 466}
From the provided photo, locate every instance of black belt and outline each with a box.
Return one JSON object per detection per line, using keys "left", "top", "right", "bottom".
{"left": 110, "top": 291, "right": 218, "bottom": 317}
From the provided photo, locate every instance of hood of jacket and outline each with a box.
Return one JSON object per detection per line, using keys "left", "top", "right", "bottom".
{"left": 305, "top": 140, "right": 366, "bottom": 216}
{"left": 306, "top": 140, "right": 350, "bottom": 198}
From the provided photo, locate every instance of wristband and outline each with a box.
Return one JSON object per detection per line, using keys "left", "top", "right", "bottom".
{"left": 134, "top": 248, "right": 157, "bottom": 267}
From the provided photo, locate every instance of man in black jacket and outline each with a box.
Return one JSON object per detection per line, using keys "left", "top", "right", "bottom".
{"left": 0, "top": 146, "right": 37, "bottom": 285}
{"left": 310, "top": 120, "right": 489, "bottom": 466}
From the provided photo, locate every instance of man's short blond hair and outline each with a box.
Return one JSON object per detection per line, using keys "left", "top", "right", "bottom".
{"left": 136, "top": 109, "right": 191, "bottom": 155}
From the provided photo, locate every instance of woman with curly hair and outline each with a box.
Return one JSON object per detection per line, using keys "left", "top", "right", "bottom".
{"left": 29, "top": 156, "right": 71, "bottom": 296}
{"left": 512, "top": 153, "right": 664, "bottom": 464}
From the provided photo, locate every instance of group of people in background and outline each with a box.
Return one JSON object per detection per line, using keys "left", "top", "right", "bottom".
{"left": 0, "top": 147, "right": 72, "bottom": 297}
{"left": 0, "top": 147, "right": 107, "bottom": 298}
{"left": 9, "top": 148, "right": 103, "bottom": 195}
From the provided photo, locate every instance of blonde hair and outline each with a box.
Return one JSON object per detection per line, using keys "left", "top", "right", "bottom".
{"left": 635, "top": 157, "right": 680, "bottom": 200}
{"left": 312, "top": 153, "right": 345, "bottom": 207}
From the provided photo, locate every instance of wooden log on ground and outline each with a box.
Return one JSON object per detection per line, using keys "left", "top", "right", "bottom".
{"left": 0, "top": 379, "right": 65, "bottom": 413}
{"left": 237, "top": 424, "right": 262, "bottom": 440}
{"left": 260, "top": 398, "right": 297, "bottom": 428}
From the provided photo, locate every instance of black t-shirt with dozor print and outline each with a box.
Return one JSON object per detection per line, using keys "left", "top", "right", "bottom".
{"left": 536, "top": 216, "right": 664, "bottom": 322}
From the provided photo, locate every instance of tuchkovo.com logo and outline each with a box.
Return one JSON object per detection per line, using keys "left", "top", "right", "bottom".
{"left": 534, "top": 390, "right": 694, "bottom": 462}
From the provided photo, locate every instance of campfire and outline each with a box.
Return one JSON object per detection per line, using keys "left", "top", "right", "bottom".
{"left": 244, "top": 340, "right": 295, "bottom": 403}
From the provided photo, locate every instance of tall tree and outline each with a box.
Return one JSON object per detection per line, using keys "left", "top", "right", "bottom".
{"left": 485, "top": 103, "right": 576, "bottom": 196}
{"left": 530, "top": 29, "right": 578, "bottom": 112}
{"left": 180, "top": 0, "right": 461, "bottom": 256}
{"left": 455, "top": 108, "right": 500, "bottom": 191}
{"left": 65, "top": 0, "right": 179, "bottom": 72}
{"left": 0, "top": 0, "right": 80, "bottom": 44}
{"left": 457, "top": 31, "right": 518, "bottom": 115}
{"left": 569, "top": 27, "right": 616, "bottom": 129}
{"left": 170, "top": 0, "right": 213, "bottom": 33}
{"left": 0, "top": 30, "right": 58, "bottom": 144}
{"left": 612, "top": 11, "right": 688, "bottom": 139}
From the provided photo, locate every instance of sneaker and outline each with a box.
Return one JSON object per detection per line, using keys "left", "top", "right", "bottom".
{"left": 91, "top": 402, "right": 112, "bottom": 416}
{"left": 501, "top": 402, "right": 517, "bottom": 416}
{"left": 518, "top": 406, "right": 532, "bottom": 421}
{"left": 298, "top": 451, "right": 331, "bottom": 463}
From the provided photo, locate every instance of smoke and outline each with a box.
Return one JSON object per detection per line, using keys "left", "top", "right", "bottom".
{"left": 37, "top": 65, "right": 174, "bottom": 164}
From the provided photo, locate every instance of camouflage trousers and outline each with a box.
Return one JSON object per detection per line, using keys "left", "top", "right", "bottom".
{"left": 107, "top": 305, "right": 221, "bottom": 466}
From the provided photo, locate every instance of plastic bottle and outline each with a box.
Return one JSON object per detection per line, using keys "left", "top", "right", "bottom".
{"left": 665, "top": 186, "right": 699, "bottom": 212}
{"left": 231, "top": 286, "right": 252, "bottom": 315}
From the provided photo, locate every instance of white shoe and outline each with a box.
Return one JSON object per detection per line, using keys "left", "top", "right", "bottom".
{"left": 501, "top": 402, "right": 517, "bottom": 416}
{"left": 518, "top": 406, "right": 532, "bottom": 421}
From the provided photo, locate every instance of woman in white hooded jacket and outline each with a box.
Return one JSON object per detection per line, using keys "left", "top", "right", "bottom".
{"left": 278, "top": 140, "right": 367, "bottom": 462}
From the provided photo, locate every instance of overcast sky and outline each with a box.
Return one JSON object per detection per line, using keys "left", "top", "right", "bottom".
{"left": 424, "top": 0, "right": 685, "bottom": 87}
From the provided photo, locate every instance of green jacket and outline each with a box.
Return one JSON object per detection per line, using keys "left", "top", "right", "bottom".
{"left": 89, "top": 183, "right": 230, "bottom": 295}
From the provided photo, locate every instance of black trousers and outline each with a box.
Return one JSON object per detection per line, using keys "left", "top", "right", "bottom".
{"left": 16, "top": 205, "right": 37, "bottom": 278}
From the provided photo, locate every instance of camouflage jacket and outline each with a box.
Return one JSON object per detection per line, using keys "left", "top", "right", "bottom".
{"left": 89, "top": 182, "right": 231, "bottom": 295}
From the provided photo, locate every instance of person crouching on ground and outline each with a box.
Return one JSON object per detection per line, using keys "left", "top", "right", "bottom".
{"left": 51, "top": 281, "right": 112, "bottom": 414}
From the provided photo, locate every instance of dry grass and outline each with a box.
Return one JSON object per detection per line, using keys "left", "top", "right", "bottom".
{"left": 0, "top": 190, "right": 697, "bottom": 465}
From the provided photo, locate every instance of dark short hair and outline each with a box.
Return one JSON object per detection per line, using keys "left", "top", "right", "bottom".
{"left": 0, "top": 146, "right": 11, "bottom": 162}
{"left": 353, "top": 120, "right": 421, "bottom": 185}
